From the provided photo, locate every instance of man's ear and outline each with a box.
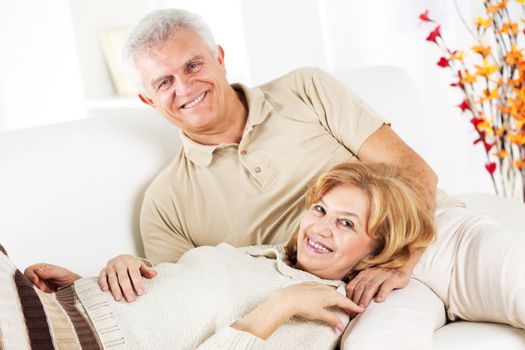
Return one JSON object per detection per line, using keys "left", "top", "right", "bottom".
{"left": 138, "top": 93, "right": 155, "bottom": 107}
{"left": 216, "top": 45, "right": 226, "bottom": 73}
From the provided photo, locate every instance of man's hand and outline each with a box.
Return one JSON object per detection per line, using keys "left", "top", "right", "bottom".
{"left": 24, "top": 263, "right": 81, "bottom": 293}
{"left": 98, "top": 254, "right": 157, "bottom": 302}
{"left": 346, "top": 267, "right": 411, "bottom": 307}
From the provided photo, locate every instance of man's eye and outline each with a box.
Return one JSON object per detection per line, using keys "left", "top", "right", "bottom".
{"left": 157, "top": 79, "right": 171, "bottom": 90}
{"left": 312, "top": 205, "right": 326, "bottom": 215}
{"left": 339, "top": 219, "right": 355, "bottom": 230}
{"left": 187, "top": 62, "right": 201, "bottom": 72}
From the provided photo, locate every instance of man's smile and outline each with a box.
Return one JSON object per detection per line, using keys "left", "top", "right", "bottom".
{"left": 181, "top": 91, "right": 207, "bottom": 109}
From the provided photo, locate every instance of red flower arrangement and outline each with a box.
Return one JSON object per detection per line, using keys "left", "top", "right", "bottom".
{"left": 420, "top": 0, "right": 525, "bottom": 202}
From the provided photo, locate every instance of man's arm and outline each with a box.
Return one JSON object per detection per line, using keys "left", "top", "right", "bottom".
{"left": 346, "top": 124, "right": 437, "bottom": 306}
{"left": 357, "top": 124, "right": 437, "bottom": 212}
{"left": 140, "top": 191, "right": 196, "bottom": 265}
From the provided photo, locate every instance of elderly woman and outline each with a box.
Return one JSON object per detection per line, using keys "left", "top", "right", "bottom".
{"left": 4, "top": 162, "right": 434, "bottom": 349}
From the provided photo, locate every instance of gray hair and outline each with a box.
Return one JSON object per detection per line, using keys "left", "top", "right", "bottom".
{"left": 123, "top": 8, "right": 218, "bottom": 92}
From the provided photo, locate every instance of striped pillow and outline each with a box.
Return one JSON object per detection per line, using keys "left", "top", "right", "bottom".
{"left": 0, "top": 244, "right": 103, "bottom": 349}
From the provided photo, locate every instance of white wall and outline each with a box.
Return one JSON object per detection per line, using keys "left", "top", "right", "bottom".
{"left": 69, "top": 0, "right": 155, "bottom": 100}
{"left": 239, "top": 0, "right": 328, "bottom": 84}
{"left": 0, "top": 0, "right": 500, "bottom": 195}
{"left": 0, "top": 0, "right": 86, "bottom": 130}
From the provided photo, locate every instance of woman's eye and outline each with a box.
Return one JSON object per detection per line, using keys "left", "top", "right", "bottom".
{"left": 312, "top": 205, "right": 325, "bottom": 215}
{"left": 339, "top": 219, "right": 355, "bottom": 230}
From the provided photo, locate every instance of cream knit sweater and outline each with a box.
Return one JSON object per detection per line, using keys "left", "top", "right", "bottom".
{"left": 75, "top": 243, "right": 349, "bottom": 349}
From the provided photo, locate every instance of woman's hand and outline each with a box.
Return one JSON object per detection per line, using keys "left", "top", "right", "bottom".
{"left": 232, "top": 282, "right": 364, "bottom": 339}
{"left": 24, "top": 263, "right": 81, "bottom": 292}
{"left": 346, "top": 267, "right": 411, "bottom": 307}
{"left": 98, "top": 254, "right": 157, "bottom": 302}
{"left": 275, "top": 282, "right": 365, "bottom": 330}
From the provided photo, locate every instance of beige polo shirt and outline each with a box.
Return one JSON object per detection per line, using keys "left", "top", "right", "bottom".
{"left": 140, "top": 67, "right": 428, "bottom": 264}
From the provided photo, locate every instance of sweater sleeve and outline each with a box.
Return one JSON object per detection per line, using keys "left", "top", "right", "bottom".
{"left": 197, "top": 326, "right": 265, "bottom": 349}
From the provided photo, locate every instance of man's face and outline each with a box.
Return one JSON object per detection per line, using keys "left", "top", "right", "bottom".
{"left": 295, "top": 185, "right": 376, "bottom": 280}
{"left": 135, "top": 28, "right": 231, "bottom": 140}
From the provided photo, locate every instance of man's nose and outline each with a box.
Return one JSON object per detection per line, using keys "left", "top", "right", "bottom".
{"left": 174, "top": 75, "right": 193, "bottom": 96}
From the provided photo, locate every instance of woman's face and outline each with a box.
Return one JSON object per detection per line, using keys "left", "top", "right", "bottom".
{"left": 295, "top": 184, "right": 376, "bottom": 280}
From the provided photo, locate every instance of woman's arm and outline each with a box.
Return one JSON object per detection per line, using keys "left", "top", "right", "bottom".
{"left": 232, "top": 282, "right": 365, "bottom": 340}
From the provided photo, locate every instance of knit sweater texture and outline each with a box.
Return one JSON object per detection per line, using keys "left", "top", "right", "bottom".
{"left": 75, "top": 243, "right": 349, "bottom": 349}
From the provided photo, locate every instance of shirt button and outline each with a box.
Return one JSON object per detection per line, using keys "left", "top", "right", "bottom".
{"left": 255, "top": 166, "right": 261, "bottom": 173}
{"left": 240, "top": 150, "right": 247, "bottom": 155}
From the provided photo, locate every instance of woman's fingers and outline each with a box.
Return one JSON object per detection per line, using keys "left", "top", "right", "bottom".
{"left": 317, "top": 309, "right": 346, "bottom": 332}
{"left": 332, "top": 293, "right": 366, "bottom": 314}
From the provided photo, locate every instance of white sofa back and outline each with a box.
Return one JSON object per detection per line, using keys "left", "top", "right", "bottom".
{"left": 0, "top": 114, "right": 180, "bottom": 275}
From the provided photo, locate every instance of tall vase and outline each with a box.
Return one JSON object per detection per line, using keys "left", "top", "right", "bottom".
{"left": 496, "top": 159, "right": 524, "bottom": 203}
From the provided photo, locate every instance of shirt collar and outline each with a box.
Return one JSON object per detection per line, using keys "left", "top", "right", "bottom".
{"left": 181, "top": 83, "right": 273, "bottom": 167}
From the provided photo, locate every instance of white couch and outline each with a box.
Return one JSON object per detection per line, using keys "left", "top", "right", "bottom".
{"left": 1, "top": 66, "right": 524, "bottom": 349}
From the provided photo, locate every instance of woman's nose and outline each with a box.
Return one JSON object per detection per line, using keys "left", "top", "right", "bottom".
{"left": 312, "top": 219, "right": 333, "bottom": 237}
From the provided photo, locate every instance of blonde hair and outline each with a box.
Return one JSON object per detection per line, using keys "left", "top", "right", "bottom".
{"left": 286, "top": 161, "right": 435, "bottom": 272}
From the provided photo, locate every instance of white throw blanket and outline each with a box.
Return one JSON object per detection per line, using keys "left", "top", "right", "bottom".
{"left": 75, "top": 243, "right": 349, "bottom": 349}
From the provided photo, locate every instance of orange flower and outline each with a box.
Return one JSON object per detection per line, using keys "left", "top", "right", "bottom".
{"left": 475, "top": 59, "right": 498, "bottom": 77}
{"left": 499, "top": 104, "right": 512, "bottom": 114}
{"left": 509, "top": 132, "right": 525, "bottom": 145}
{"left": 487, "top": 0, "right": 509, "bottom": 13}
{"left": 514, "top": 160, "right": 525, "bottom": 169}
{"left": 461, "top": 70, "right": 477, "bottom": 84}
{"left": 495, "top": 126, "right": 507, "bottom": 137}
{"left": 473, "top": 115, "right": 494, "bottom": 135}
{"left": 472, "top": 44, "right": 492, "bottom": 58}
{"left": 494, "top": 149, "right": 508, "bottom": 159}
{"left": 450, "top": 50, "right": 464, "bottom": 61}
{"left": 499, "top": 22, "right": 519, "bottom": 35}
{"left": 476, "top": 17, "right": 492, "bottom": 29}
{"left": 480, "top": 88, "right": 499, "bottom": 103}
{"left": 506, "top": 45, "right": 523, "bottom": 65}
